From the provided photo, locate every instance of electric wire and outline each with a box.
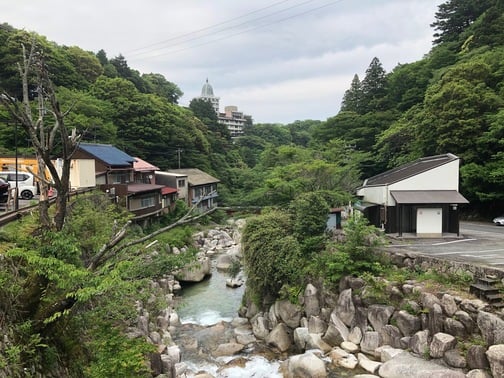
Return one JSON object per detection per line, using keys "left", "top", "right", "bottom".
{"left": 126, "top": 0, "right": 344, "bottom": 59}
{"left": 125, "top": 0, "right": 294, "bottom": 55}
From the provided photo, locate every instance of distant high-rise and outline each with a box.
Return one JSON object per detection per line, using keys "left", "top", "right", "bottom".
{"left": 197, "top": 78, "right": 220, "bottom": 114}
{"left": 194, "top": 79, "right": 252, "bottom": 137}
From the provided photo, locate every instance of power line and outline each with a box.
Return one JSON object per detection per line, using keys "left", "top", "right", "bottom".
{"left": 127, "top": 0, "right": 345, "bottom": 59}
{"left": 125, "top": 0, "right": 294, "bottom": 56}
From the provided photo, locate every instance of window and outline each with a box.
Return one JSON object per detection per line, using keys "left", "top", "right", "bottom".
{"left": 140, "top": 197, "right": 155, "bottom": 208}
{"left": 110, "top": 172, "right": 129, "bottom": 184}
{"left": 178, "top": 179, "right": 185, "bottom": 187}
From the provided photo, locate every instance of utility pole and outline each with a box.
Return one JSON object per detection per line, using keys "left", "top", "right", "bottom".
{"left": 176, "top": 148, "right": 183, "bottom": 169}
{"left": 14, "top": 120, "right": 18, "bottom": 211}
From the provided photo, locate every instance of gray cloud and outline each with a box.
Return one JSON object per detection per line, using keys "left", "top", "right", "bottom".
{"left": 3, "top": 0, "right": 442, "bottom": 123}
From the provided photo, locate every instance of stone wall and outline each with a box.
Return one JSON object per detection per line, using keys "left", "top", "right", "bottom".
{"left": 243, "top": 277, "right": 504, "bottom": 378}
{"left": 386, "top": 248, "right": 504, "bottom": 281}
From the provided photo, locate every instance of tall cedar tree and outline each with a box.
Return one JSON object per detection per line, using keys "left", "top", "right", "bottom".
{"left": 360, "top": 57, "right": 388, "bottom": 113}
{"left": 341, "top": 74, "right": 362, "bottom": 113}
{"left": 431, "top": 0, "right": 496, "bottom": 45}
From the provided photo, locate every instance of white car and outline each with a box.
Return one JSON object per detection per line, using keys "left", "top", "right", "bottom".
{"left": 493, "top": 215, "right": 504, "bottom": 226}
{"left": 0, "top": 171, "right": 37, "bottom": 200}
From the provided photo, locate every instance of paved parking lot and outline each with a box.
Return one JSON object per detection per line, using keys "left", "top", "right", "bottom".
{"left": 387, "top": 221, "right": 504, "bottom": 270}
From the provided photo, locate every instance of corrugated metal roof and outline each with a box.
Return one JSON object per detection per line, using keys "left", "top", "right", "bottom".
{"left": 390, "top": 190, "right": 469, "bottom": 204}
{"left": 127, "top": 183, "right": 165, "bottom": 194}
{"left": 79, "top": 143, "right": 135, "bottom": 167}
{"left": 133, "top": 157, "right": 159, "bottom": 172}
{"left": 161, "top": 187, "right": 178, "bottom": 195}
{"left": 363, "top": 153, "right": 458, "bottom": 187}
{"left": 167, "top": 168, "right": 220, "bottom": 186}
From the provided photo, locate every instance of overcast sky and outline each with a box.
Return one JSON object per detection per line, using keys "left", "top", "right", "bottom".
{"left": 4, "top": 0, "right": 443, "bottom": 124}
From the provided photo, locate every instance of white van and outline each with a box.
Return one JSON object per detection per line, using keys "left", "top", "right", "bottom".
{"left": 0, "top": 171, "right": 37, "bottom": 199}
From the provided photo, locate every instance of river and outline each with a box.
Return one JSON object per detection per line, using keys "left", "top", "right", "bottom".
{"left": 173, "top": 260, "right": 283, "bottom": 377}
{"left": 172, "top": 257, "right": 363, "bottom": 377}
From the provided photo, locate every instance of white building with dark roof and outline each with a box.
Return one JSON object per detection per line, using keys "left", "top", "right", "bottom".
{"left": 355, "top": 153, "right": 469, "bottom": 237}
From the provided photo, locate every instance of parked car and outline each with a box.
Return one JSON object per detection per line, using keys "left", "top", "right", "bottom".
{"left": 0, "top": 171, "right": 37, "bottom": 200}
{"left": 493, "top": 215, "right": 504, "bottom": 226}
{"left": 0, "top": 177, "right": 9, "bottom": 202}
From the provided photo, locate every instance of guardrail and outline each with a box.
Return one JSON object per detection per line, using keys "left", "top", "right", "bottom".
{"left": 0, "top": 188, "right": 95, "bottom": 227}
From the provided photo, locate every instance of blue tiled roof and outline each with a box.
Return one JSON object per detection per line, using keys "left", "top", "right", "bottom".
{"left": 79, "top": 143, "right": 135, "bottom": 166}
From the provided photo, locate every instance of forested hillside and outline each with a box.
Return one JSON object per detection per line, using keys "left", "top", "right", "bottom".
{"left": 0, "top": 1, "right": 503, "bottom": 376}
{"left": 1, "top": 0, "right": 504, "bottom": 214}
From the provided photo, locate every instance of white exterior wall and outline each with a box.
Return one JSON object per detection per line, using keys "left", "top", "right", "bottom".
{"left": 358, "top": 160, "right": 460, "bottom": 206}
{"left": 386, "top": 160, "right": 459, "bottom": 205}
{"left": 154, "top": 172, "right": 188, "bottom": 204}
{"left": 356, "top": 185, "right": 387, "bottom": 205}
{"left": 69, "top": 159, "right": 96, "bottom": 189}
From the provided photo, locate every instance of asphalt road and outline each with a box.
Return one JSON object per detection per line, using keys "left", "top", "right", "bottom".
{"left": 387, "top": 221, "right": 504, "bottom": 270}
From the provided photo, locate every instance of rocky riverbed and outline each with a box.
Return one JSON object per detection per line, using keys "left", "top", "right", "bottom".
{"left": 131, "top": 220, "right": 504, "bottom": 377}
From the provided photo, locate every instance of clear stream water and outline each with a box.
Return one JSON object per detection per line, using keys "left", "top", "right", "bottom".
{"left": 176, "top": 262, "right": 245, "bottom": 325}
{"left": 173, "top": 259, "right": 361, "bottom": 377}
{"left": 173, "top": 260, "right": 283, "bottom": 377}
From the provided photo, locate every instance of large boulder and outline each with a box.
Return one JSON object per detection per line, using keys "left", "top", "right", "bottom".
{"left": 409, "top": 329, "right": 430, "bottom": 356}
{"left": 477, "top": 311, "right": 504, "bottom": 345}
{"left": 379, "top": 351, "right": 466, "bottom": 378}
{"left": 460, "top": 298, "right": 487, "bottom": 314}
{"left": 175, "top": 257, "right": 211, "bottom": 282}
{"left": 429, "top": 332, "right": 457, "bottom": 359}
{"left": 216, "top": 253, "right": 234, "bottom": 271}
{"left": 465, "top": 369, "right": 492, "bottom": 378}
{"left": 348, "top": 326, "right": 363, "bottom": 344}
{"left": 358, "top": 352, "right": 382, "bottom": 374}
{"left": 293, "top": 327, "right": 310, "bottom": 351}
{"left": 486, "top": 344, "right": 504, "bottom": 378}
{"left": 322, "top": 313, "right": 349, "bottom": 346}
{"left": 360, "top": 331, "right": 381, "bottom": 357}
{"left": 328, "top": 347, "right": 359, "bottom": 369}
{"left": 420, "top": 292, "right": 441, "bottom": 309}
{"left": 303, "top": 283, "right": 321, "bottom": 317}
{"left": 393, "top": 310, "right": 421, "bottom": 337}
{"left": 283, "top": 351, "right": 327, "bottom": 378}
{"left": 379, "top": 324, "right": 403, "bottom": 349}
{"left": 368, "top": 304, "right": 395, "bottom": 333}
{"left": 454, "top": 310, "right": 475, "bottom": 333}
{"left": 211, "top": 342, "right": 244, "bottom": 357}
{"left": 266, "top": 323, "right": 293, "bottom": 352}
{"left": 376, "top": 345, "right": 404, "bottom": 362}
{"left": 443, "top": 317, "right": 466, "bottom": 338}
{"left": 307, "top": 315, "right": 327, "bottom": 334}
{"left": 335, "top": 288, "right": 355, "bottom": 326}
{"left": 440, "top": 294, "right": 458, "bottom": 317}
{"left": 306, "top": 333, "right": 332, "bottom": 353}
{"left": 275, "top": 299, "right": 303, "bottom": 329}
{"left": 427, "top": 303, "right": 444, "bottom": 336}
{"left": 467, "top": 345, "right": 489, "bottom": 370}
{"left": 444, "top": 349, "right": 466, "bottom": 369}
{"left": 251, "top": 314, "right": 269, "bottom": 340}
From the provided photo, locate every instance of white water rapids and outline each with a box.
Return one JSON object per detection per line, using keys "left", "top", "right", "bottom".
{"left": 173, "top": 260, "right": 283, "bottom": 377}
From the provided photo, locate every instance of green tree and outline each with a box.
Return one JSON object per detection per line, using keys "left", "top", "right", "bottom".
{"left": 360, "top": 57, "right": 388, "bottom": 113}
{"left": 313, "top": 215, "right": 385, "bottom": 286}
{"left": 341, "top": 74, "right": 362, "bottom": 113}
{"left": 242, "top": 209, "right": 302, "bottom": 305}
{"left": 289, "top": 191, "right": 330, "bottom": 254}
{"left": 142, "top": 72, "right": 182, "bottom": 104}
{"left": 62, "top": 45, "right": 103, "bottom": 86}
{"left": 420, "top": 59, "right": 503, "bottom": 162}
{"left": 386, "top": 61, "right": 432, "bottom": 112}
{"left": 431, "top": 0, "right": 494, "bottom": 45}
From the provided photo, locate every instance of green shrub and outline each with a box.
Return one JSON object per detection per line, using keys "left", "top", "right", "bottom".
{"left": 242, "top": 209, "right": 304, "bottom": 305}
{"left": 313, "top": 215, "right": 387, "bottom": 287}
